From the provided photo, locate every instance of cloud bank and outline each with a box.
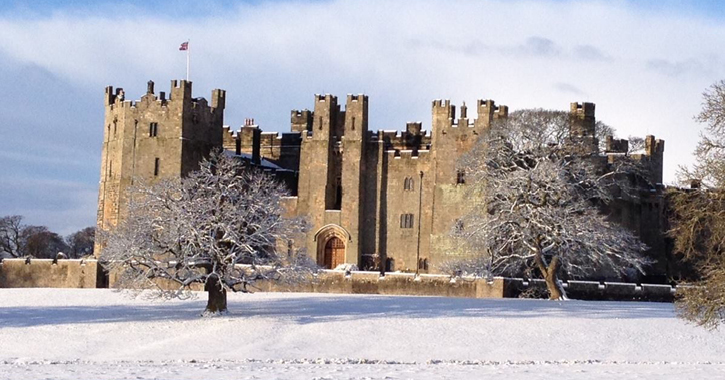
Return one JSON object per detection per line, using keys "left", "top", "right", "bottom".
{"left": 0, "top": 0, "right": 724, "bottom": 233}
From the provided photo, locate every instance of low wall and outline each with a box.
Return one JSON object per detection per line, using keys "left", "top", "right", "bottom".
{"left": 0, "top": 259, "right": 679, "bottom": 302}
{"left": 254, "top": 271, "right": 505, "bottom": 298}
{"left": 0, "top": 259, "right": 99, "bottom": 289}
{"left": 503, "top": 278, "right": 677, "bottom": 302}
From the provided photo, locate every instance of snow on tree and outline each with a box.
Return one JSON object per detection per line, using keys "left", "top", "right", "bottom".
{"left": 100, "top": 150, "right": 315, "bottom": 315}
{"left": 447, "top": 109, "right": 649, "bottom": 300}
{"left": 670, "top": 80, "right": 725, "bottom": 329}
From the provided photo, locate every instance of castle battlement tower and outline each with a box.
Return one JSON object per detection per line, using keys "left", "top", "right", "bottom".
{"left": 95, "top": 80, "right": 225, "bottom": 255}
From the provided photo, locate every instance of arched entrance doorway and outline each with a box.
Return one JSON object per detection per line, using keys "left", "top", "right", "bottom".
{"left": 314, "top": 224, "right": 352, "bottom": 269}
{"left": 324, "top": 237, "right": 345, "bottom": 269}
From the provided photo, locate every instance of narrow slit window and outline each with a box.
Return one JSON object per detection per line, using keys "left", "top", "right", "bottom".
{"left": 154, "top": 158, "right": 160, "bottom": 176}
{"left": 149, "top": 122, "right": 158, "bottom": 137}
{"left": 456, "top": 170, "right": 465, "bottom": 184}
{"left": 400, "top": 213, "right": 414, "bottom": 229}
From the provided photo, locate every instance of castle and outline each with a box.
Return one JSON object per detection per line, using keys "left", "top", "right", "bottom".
{"left": 96, "top": 80, "right": 667, "bottom": 278}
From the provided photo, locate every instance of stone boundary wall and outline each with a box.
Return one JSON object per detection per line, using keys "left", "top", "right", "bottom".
{"left": 0, "top": 259, "right": 99, "bottom": 289}
{"left": 505, "top": 278, "right": 677, "bottom": 302}
{"left": 0, "top": 259, "right": 680, "bottom": 302}
{"left": 254, "top": 271, "right": 505, "bottom": 298}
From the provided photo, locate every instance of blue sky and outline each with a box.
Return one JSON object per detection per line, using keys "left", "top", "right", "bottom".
{"left": 1, "top": 0, "right": 725, "bottom": 234}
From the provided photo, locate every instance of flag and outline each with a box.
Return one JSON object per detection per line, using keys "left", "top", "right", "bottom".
{"left": 179, "top": 41, "right": 189, "bottom": 51}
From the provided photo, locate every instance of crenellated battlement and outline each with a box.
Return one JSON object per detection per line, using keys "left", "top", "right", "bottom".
{"left": 571, "top": 102, "right": 596, "bottom": 117}
{"left": 104, "top": 80, "right": 225, "bottom": 114}
{"left": 645, "top": 135, "right": 665, "bottom": 156}
{"left": 347, "top": 94, "right": 368, "bottom": 103}
{"left": 291, "top": 109, "right": 313, "bottom": 133}
{"left": 376, "top": 127, "right": 431, "bottom": 152}
{"left": 605, "top": 136, "right": 629, "bottom": 153}
{"left": 569, "top": 102, "right": 596, "bottom": 138}
{"left": 316, "top": 94, "right": 337, "bottom": 103}
{"left": 605, "top": 134, "right": 665, "bottom": 184}
{"left": 386, "top": 148, "right": 431, "bottom": 160}
{"left": 431, "top": 99, "right": 509, "bottom": 140}
{"left": 432, "top": 99, "right": 456, "bottom": 120}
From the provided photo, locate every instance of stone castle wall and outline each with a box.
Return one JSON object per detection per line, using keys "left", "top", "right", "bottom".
{"left": 95, "top": 80, "right": 667, "bottom": 280}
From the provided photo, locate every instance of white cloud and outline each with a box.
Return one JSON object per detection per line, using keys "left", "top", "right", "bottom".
{"left": 1, "top": 0, "right": 725, "bottom": 230}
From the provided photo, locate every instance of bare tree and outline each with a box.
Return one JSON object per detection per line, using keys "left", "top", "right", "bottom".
{"left": 100, "top": 151, "right": 314, "bottom": 315}
{"left": 670, "top": 80, "right": 725, "bottom": 328}
{"left": 0, "top": 215, "right": 68, "bottom": 259}
{"left": 66, "top": 227, "right": 95, "bottom": 258}
{"left": 627, "top": 136, "right": 645, "bottom": 154}
{"left": 0, "top": 215, "right": 25, "bottom": 258}
{"left": 448, "top": 111, "right": 649, "bottom": 299}
{"left": 495, "top": 109, "right": 615, "bottom": 151}
{"left": 24, "top": 226, "right": 68, "bottom": 259}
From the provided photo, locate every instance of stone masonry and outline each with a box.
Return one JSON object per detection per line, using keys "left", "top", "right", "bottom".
{"left": 96, "top": 80, "right": 666, "bottom": 279}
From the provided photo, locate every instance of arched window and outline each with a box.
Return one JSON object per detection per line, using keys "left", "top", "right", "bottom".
{"left": 404, "top": 177, "right": 414, "bottom": 191}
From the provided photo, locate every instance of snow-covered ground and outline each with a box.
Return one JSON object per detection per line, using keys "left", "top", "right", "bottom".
{"left": 1, "top": 289, "right": 724, "bottom": 379}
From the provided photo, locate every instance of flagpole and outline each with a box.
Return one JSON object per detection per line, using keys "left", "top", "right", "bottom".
{"left": 186, "top": 39, "right": 190, "bottom": 81}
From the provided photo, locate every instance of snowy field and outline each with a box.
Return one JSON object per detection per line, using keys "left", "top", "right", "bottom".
{"left": 1, "top": 289, "right": 725, "bottom": 379}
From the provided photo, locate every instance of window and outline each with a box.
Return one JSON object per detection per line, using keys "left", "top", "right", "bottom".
{"left": 456, "top": 170, "right": 465, "bottom": 184}
{"left": 149, "top": 122, "right": 158, "bottom": 137}
{"left": 352, "top": 117, "right": 356, "bottom": 131}
{"left": 404, "top": 177, "right": 414, "bottom": 191}
{"left": 400, "top": 213, "right": 414, "bottom": 229}
{"left": 418, "top": 258, "right": 429, "bottom": 271}
{"left": 334, "top": 177, "right": 342, "bottom": 210}
{"left": 154, "top": 158, "right": 160, "bottom": 176}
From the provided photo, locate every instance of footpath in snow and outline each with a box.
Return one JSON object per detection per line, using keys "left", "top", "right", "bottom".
{"left": 1, "top": 288, "right": 724, "bottom": 379}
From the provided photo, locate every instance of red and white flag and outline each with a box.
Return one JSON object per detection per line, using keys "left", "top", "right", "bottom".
{"left": 179, "top": 41, "right": 189, "bottom": 51}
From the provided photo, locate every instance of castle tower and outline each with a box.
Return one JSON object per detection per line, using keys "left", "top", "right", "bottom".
{"left": 339, "top": 94, "right": 369, "bottom": 265}
{"left": 95, "top": 80, "right": 226, "bottom": 255}
{"left": 296, "top": 95, "right": 344, "bottom": 267}
{"left": 428, "top": 98, "right": 508, "bottom": 264}
{"left": 569, "top": 102, "right": 598, "bottom": 153}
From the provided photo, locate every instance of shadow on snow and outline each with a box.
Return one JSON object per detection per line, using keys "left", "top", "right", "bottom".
{"left": 0, "top": 292, "right": 675, "bottom": 328}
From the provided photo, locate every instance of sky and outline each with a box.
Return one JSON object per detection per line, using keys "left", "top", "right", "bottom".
{"left": 1, "top": 0, "right": 725, "bottom": 235}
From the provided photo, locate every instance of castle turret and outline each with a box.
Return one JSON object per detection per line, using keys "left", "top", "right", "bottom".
{"left": 569, "top": 102, "right": 598, "bottom": 153}
{"left": 339, "top": 94, "right": 369, "bottom": 265}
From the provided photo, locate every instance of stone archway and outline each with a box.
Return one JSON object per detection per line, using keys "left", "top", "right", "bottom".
{"left": 323, "top": 236, "right": 345, "bottom": 269}
{"left": 314, "top": 224, "right": 352, "bottom": 268}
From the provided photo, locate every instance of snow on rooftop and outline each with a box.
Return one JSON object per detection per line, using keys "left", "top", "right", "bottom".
{"left": 222, "top": 150, "right": 286, "bottom": 171}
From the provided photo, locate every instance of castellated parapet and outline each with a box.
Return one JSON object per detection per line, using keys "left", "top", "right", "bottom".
{"left": 97, "top": 84, "right": 667, "bottom": 280}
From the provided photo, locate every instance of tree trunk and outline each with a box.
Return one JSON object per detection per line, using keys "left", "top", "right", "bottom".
{"left": 544, "top": 264, "right": 564, "bottom": 300}
{"left": 535, "top": 251, "right": 565, "bottom": 300}
{"left": 204, "top": 275, "right": 228, "bottom": 315}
